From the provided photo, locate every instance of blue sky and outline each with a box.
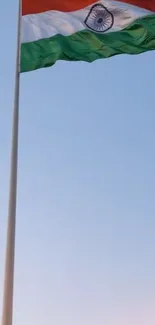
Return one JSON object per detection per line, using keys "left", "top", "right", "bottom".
{"left": 0, "top": 1, "right": 155, "bottom": 325}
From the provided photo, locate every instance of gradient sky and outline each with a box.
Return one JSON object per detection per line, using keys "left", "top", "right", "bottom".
{"left": 0, "top": 1, "right": 155, "bottom": 325}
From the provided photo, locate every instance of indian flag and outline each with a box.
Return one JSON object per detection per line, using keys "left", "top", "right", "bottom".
{"left": 21, "top": 0, "right": 155, "bottom": 72}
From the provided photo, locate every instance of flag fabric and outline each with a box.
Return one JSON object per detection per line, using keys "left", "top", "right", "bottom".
{"left": 21, "top": 0, "right": 155, "bottom": 72}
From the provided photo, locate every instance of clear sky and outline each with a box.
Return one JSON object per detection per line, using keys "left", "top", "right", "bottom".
{"left": 0, "top": 1, "right": 155, "bottom": 325}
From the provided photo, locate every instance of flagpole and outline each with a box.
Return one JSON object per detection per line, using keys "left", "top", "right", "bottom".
{"left": 1, "top": 0, "right": 21, "bottom": 325}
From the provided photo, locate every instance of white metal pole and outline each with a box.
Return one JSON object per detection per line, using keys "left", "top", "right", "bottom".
{"left": 1, "top": 0, "right": 21, "bottom": 325}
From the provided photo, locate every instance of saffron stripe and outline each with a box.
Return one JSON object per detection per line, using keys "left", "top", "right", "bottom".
{"left": 22, "top": 0, "right": 155, "bottom": 16}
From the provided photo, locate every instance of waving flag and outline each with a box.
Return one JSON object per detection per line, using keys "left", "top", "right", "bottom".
{"left": 21, "top": 0, "right": 155, "bottom": 72}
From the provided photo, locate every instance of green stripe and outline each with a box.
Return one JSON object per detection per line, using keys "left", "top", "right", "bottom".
{"left": 21, "top": 14, "right": 155, "bottom": 73}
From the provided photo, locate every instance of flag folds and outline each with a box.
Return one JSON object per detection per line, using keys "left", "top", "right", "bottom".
{"left": 21, "top": 0, "right": 155, "bottom": 72}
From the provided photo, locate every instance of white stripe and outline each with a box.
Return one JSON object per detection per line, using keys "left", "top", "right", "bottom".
{"left": 22, "top": 0, "right": 152, "bottom": 43}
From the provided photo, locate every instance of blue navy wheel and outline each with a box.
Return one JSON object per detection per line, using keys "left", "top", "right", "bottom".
{"left": 84, "top": 4, "right": 114, "bottom": 33}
